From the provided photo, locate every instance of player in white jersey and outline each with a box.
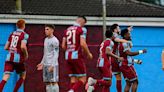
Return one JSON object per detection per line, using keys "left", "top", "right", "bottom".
{"left": 37, "top": 24, "right": 59, "bottom": 92}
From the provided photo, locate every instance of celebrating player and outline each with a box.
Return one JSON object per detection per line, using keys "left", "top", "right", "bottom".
{"left": 119, "top": 29, "right": 147, "bottom": 92}
{"left": 37, "top": 24, "right": 59, "bottom": 92}
{"left": 110, "top": 24, "right": 130, "bottom": 92}
{"left": 0, "top": 19, "right": 29, "bottom": 92}
{"left": 62, "top": 16, "right": 93, "bottom": 92}
{"left": 85, "top": 30, "right": 124, "bottom": 92}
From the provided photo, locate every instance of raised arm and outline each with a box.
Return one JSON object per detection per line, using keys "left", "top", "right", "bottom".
{"left": 114, "top": 37, "right": 129, "bottom": 43}
{"left": 123, "top": 43, "right": 147, "bottom": 56}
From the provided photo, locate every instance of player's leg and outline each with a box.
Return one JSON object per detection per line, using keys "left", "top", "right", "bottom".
{"left": 13, "top": 72, "right": 25, "bottom": 92}
{"left": 13, "top": 63, "right": 26, "bottom": 92}
{"left": 131, "top": 80, "right": 138, "bottom": 92}
{"left": 112, "top": 59, "right": 122, "bottom": 92}
{"left": 0, "top": 73, "right": 11, "bottom": 91}
{"left": 46, "top": 84, "right": 52, "bottom": 92}
{"left": 124, "top": 80, "right": 131, "bottom": 92}
{"left": 70, "top": 76, "right": 78, "bottom": 88}
{"left": 68, "top": 59, "right": 86, "bottom": 92}
{"left": 130, "top": 66, "right": 138, "bottom": 92}
{"left": 0, "top": 62, "right": 13, "bottom": 91}
{"left": 115, "top": 73, "right": 122, "bottom": 92}
{"left": 51, "top": 83, "right": 59, "bottom": 92}
{"left": 85, "top": 77, "right": 96, "bottom": 92}
{"left": 46, "top": 83, "right": 59, "bottom": 92}
{"left": 71, "top": 76, "right": 86, "bottom": 91}
{"left": 92, "top": 66, "right": 112, "bottom": 92}
{"left": 86, "top": 59, "right": 112, "bottom": 92}
{"left": 42, "top": 65, "right": 55, "bottom": 92}
{"left": 50, "top": 66, "right": 59, "bottom": 92}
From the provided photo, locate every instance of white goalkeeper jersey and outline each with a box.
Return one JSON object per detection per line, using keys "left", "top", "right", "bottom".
{"left": 41, "top": 36, "right": 59, "bottom": 66}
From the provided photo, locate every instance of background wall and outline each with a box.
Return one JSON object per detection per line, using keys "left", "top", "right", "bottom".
{"left": 0, "top": 24, "right": 163, "bottom": 92}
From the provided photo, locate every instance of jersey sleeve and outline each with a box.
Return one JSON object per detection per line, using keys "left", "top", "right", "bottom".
{"left": 106, "top": 41, "right": 114, "bottom": 51}
{"left": 7, "top": 33, "right": 13, "bottom": 42}
{"left": 22, "top": 33, "right": 29, "bottom": 44}
{"left": 52, "top": 38, "right": 59, "bottom": 66}
{"left": 79, "top": 27, "right": 84, "bottom": 38}
{"left": 123, "top": 43, "right": 130, "bottom": 52}
{"left": 81, "top": 27, "right": 87, "bottom": 39}
{"left": 63, "top": 30, "right": 67, "bottom": 39}
{"left": 41, "top": 39, "right": 46, "bottom": 64}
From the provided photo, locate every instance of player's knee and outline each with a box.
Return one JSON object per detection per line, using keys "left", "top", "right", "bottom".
{"left": 79, "top": 76, "right": 86, "bottom": 84}
{"left": 133, "top": 80, "right": 139, "bottom": 85}
{"left": 126, "top": 80, "right": 132, "bottom": 86}
{"left": 20, "top": 73, "right": 26, "bottom": 80}
{"left": 106, "top": 80, "right": 112, "bottom": 87}
{"left": 70, "top": 77, "right": 78, "bottom": 83}
{"left": 115, "top": 74, "right": 122, "bottom": 80}
{"left": 3, "top": 73, "right": 11, "bottom": 81}
{"left": 52, "top": 84, "right": 59, "bottom": 92}
{"left": 124, "top": 87, "right": 130, "bottom": 92}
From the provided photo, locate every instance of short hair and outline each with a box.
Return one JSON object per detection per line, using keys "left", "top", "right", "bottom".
{"left": 105, "top": 30, "right": 113, "bottom": 38}
{"left": 16, "top": 19, "right": 25, "bottom": 29}
{"left": 110, "top": 24, "right": 119, "bottom": 32}
{"left": 121, "top": 28, "right": 129, "bottom": 38}
{"left": 78, "top": 16, "right": 87, "bottom": 23}
{"left": 45, "top": 24, "right": 55, "bottom": 30}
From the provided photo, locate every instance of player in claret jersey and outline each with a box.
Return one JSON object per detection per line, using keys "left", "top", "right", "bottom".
{"left": 85, "top": 30, "right": 124, "bottom": 92}
{"left": 119, "top": 29, "right": 146, "bottom": 92}
{"left": 62, "top": 16, "right": 93, "bottom": 92}
{"left": 0, "top": 19, "right": 29, "bottom": 92}
{"left": 110, "top": 24, "right": 131, "bottom": 92}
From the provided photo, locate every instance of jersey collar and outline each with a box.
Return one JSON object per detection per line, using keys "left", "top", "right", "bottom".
{"left": 16, "top": 29, "right": 24, "bottom": 32}
{"left": 73, "top": 22, "right": 81, "bottom": 27}
{"left": 106, "top": 38, "right": 112, "bottom": 41}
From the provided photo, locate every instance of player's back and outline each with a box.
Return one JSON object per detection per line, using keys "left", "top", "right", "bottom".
{"left": 99, "top": 38, "right": 114, "bottom": 60}
{"left": 64, "top": 26, "right": 83, "bottom": 60}
{"left": 7, "top": 29, "right": 29, "bottom": 62}
{"left": 112, "top": 32, "right": 121, "bottom": 55}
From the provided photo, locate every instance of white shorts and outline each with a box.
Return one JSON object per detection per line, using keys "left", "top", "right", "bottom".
{"left": 43, "top": 65, "right": 59, "bottom": 82}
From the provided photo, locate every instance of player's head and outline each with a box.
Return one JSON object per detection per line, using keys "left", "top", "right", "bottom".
{"left": 45, "top": 24, "right": 55, "bottom": 37}
{"left": 127, "top": 25, "right": 133, "bottom": 32}
{"left": 110, "top": 24, "right": 120, "bottom": 34}
{"left": 76, "top": 16, "right": 87, "bottom": 27}
{"left": 121, "top": 28, "right": 131, "bottom": 40}
{"left": 16, "top": 19, "right": 26, "bottom": 30}
{"left": 105, "top": 30, "right": 113, "bottom": 38}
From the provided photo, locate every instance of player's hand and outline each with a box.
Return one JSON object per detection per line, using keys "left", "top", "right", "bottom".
{"left": 142, "top": 49, "right": 147, "bottom": 53}
{"left": 118, "top": 57, "right": 124, "bottom": 61}
{"left": 88, "top": 53, "right": 93, "bottom": 60}
{"left": 162, "top": 67, "right": 164, "bottom": 70}
{"left": 48, "top": 66, "right": 54, "bottom": 72}
{"left": 37, "top": 63, "right": 43, "bottom": 70}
